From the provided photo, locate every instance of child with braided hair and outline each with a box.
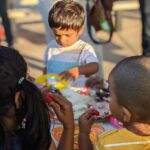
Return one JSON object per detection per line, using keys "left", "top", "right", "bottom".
{"left": 0, "top": 46, "right": 74, "bottom": 150}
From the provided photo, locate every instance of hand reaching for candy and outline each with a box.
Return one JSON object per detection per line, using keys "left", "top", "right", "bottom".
{"left": 92, "top": 109, "right": 100, "bottom": 116}
{"left": 89, "top": 102, "right": 111, "bottom": 119}
{"left": 41, "top": 86, "right": 62, "bottom": 104}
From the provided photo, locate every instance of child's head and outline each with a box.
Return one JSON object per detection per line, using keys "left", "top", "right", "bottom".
{"left": 48, "top": 0, "right": 85, "bottom": 46}
{"left": 0, "top": 46, "right": 50, "bottom": 149}
{"left": 108, "top": 56, "right": 150, "bottom": 124}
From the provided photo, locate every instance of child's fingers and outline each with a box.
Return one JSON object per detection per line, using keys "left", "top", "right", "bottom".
{"left": 41, "top": 86, "right": 50, "bottom": 93}
{"left": 50, "top": 93, "right": 72, "bottom": 110}
{"left": 50, "top": 101, "right": 63, "bottom": 118}
{"left": 60, "top": 73, "right": 71, "bottom": 80}
{"left": 59, "top": 71, "right": 67, "bottom": 77}
{"left": 51, "top": 93, "right": 68, "bottom": 104}
{"left": 59, "top": 73, "right": 66, "bottom": 80}
{"left": 49, "top": 95, "right": 74, "bottom": 125}
{"left": 62, "top": 75, "right": 70, "bottom": 81}
{"left": 80, "top": 109, "right": 93, "bottom": 120}
{"left": 60, "top": 71, "right": 75, "bottom": 80}
{"left": 89, "top": 115, "right": 97, "bottom": 123}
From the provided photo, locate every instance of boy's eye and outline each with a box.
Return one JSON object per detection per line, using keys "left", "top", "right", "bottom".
{"left": 55, "top": 34, "right": 60, "bottom": 37}
{"left": 65, "top": 33, "right": 70, "bottom": 36}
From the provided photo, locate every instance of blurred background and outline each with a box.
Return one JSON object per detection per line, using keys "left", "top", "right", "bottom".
{"left": 0, "top": 0, "right": 141, "bottom": 79}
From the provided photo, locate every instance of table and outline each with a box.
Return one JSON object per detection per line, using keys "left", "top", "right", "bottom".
{"left": 50, "top": 87, "right": 115, "bottom": 149}
{"left": 50, "top": 120, "right": 115, "bottom": 150}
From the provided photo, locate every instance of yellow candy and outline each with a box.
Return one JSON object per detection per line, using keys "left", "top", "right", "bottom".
{"left": 35, "top": 74, "right": 70, "bottom": 90}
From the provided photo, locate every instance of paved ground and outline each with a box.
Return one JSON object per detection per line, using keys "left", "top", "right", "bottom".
{"left": 1, "top": 0, "right": 142, "bottom": 79}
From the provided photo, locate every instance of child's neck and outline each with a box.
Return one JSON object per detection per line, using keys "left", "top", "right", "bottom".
{"left": 126, "top": 122, "right": 150, "bottom": 136}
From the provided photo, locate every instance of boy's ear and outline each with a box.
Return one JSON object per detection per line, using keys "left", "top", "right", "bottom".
{"left": 122, "top": 107, "right": 132, "bottom": 123}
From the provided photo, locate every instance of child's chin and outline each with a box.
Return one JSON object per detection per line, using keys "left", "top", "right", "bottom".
{"left": 60, "top": 43, "right": 70, "bottom": 47}
{"left": 58, "top": 42, "right": 72, "bottom": 47}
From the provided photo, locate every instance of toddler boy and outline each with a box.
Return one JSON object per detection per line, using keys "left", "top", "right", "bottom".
{"left": 44, "top": 0, "right": 99, "bottom": 87}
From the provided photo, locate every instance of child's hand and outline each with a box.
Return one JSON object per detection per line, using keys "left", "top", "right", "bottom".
{"left": 86, "top": 76, "right": 104, "bottom": 89}
{"left": 79, "top": 110, "right": 97, "bottom": 134}
{"left": 41, "top": 86, "right": 52, "bottom": 103}
{"left": 60, "top": 67, "right": 79, "bottom": 80}
{"left": 49, "top": 93, "right": 74, "bottom": 129}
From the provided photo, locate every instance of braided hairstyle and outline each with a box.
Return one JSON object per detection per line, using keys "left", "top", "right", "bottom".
{"left": 0, "top": 46, "right": 51, "bottom": 150}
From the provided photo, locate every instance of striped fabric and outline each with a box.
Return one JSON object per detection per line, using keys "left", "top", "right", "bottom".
{"left": 44, "top": 39, "right": 98, "bottom": 87}
{"left": 94, "top": 128, "right": 150, "bottom": 150}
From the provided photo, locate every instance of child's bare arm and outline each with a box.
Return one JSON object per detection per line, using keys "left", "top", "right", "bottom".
{"left": 60, "top": 62, "right": 99, "bottom": 80}
{"left": 79, "top": 62, "right": 99, "bottom": 77}
{"left": 78, "top": 110, "right": 96, "bottom": 150}
{"left": 78, "top": 132, "right": 93, "bottom": 150}
{"left": 49, "top": 94, "right": 74, "bottom": 150}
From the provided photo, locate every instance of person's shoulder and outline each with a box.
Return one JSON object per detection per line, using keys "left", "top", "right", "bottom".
{"left": 100, "top": 129, "right": 119, "bottom": 138}
{"left": 95, "top": 129, "right": 120, "bottom": 150}
{"left": 98, "top": 128, "right": 150, "bottom": 149}
{"left": 99, "top": 128, "right": 140, "bottom": 146}
{"left": 79, "top": 40, "right": 94, "bottom": 51}
{"left": 99, "top": 128, "right": 127, "bottom": 141}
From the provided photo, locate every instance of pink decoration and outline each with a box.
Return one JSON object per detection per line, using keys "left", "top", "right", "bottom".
{"left": 109, "top": 116, "right": 123, "bottom": 129}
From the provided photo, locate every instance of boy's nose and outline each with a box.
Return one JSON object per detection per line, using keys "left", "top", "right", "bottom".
{"left": 59, "top": 35, "right": 67, "bottom": 42}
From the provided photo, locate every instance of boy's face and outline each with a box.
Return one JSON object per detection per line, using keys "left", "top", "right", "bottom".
{"left": 52, "top": 27, "right": 83, "bottom": 47}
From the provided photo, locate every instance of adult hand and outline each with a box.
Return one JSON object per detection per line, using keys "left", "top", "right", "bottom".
{"left": 79, "top": 110, "right": 97, "bottom": 134}
{"left": 60, "top": 67, "right": 79, "bottom": 80}
{"left": 49, "top": 93, "right": 74, "bottom": 129}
